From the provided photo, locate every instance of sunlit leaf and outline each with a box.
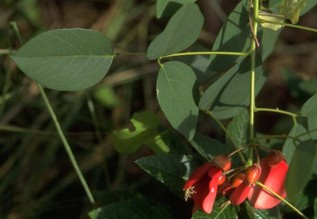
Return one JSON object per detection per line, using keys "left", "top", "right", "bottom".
{"left": 279, "top": 0, "right": 307, "bottom": 23}
{"left": 147, "top": 3, "right": 203, "bottom": 60}
{"left": 93, "top": 85, "right": 121, "bottom": 108}
{"left": 110, "top": 111, "right": 169, "bottom": 154}
{"left": 11, "top": 28, "right": 114, "bottom": 91}
{"left": 258, "top": 12, "right": 284, "bottom": 30}
{"left": 157, "top": 61, "right": 199, "bottom": 140}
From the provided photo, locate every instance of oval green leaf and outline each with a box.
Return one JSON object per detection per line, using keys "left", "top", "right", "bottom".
{"left": 301, "top": 93, "right": 317, "bottom": 117}
{"left": 190, "top": 132, "right": 233, "bottom": 161}
{"left": 156, "top": 0, "right": 196, "bottom": 18}
{"left": 157, "top": 61, "right": 199, "bottom": 141}
{"left": 11, "top": 28, "right": 114, "bottom": 91}
{"left": 286, "top": 139, "right": 317, "bottom": 201}
{"left": 147, "top": 3, "right": 203, "bottom": 60}
{"left": 136, "top": 154, "right": 199, "bottom": 196}
{"left": 199, "top": 56, "right": 266, "bottom": 120}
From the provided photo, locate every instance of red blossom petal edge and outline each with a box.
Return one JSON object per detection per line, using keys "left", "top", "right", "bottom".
{"left": 248, "top": 157, "right": 288, "bottom": 209}
{"left": 184, "top": 163, "right": 223, "bottom": 214}
{"left": 183, "top": 162, "right": 214, "bottom": 190}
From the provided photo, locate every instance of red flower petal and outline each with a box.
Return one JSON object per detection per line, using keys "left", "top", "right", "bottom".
{"left": 183, "top": 162, "right": 214, "bottom": 190}
{"left": 191, "top": 168, "right": 222, "bottom": 213}
{"left": 248, "top": 157, "right": 288, "bottom": 209}
{"left": 229, "top": 182, "right": 252, "bottom": 206}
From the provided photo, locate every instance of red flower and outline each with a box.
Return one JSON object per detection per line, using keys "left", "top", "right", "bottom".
{"left": 248, "top": 151, "right": 288, "bottom": 209}
{"left": 229, "top": 164, "right": 261, "bottom": 205}
{"left": 183, "top": 162, "right": 224, "bottom": 213}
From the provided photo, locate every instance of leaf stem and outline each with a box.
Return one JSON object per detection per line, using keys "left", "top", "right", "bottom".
{"left": 248, "top": 0, "right": 260, "bottom": 165}
{"left": 0, "top": 49, "right": 11, "bottom": 55}
{"left": 254, "top": 107, "right": 297, "bottom": 124}
{"left": 257, "top": 18, "right": 317, "bottom": 33}
{"left": 161, "top": 51, "right": 250, "bottom": 60}
{"left": 37, "top": 84, "right": 95, "bottom": 204}
{"left": 256, "top": 181, "right": 308, "bottom": 219}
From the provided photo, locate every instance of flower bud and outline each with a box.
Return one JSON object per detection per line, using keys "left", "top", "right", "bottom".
{"left": 213, "top": 155, "right": 231, "bottom": 172}
{"left": 245, "top": 164, "right": 261, "bottom": 184}
{"left": 267, "top": 150, "right": 285, "bottom": 167}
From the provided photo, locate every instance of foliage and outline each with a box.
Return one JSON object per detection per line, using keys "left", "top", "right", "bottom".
{"left": 1, "top": 0, "right": 317, "bottom": 218}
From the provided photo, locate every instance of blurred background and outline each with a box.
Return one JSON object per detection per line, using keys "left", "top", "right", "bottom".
{"left": 0, "top": 0, "right": 317, "bottom": 218}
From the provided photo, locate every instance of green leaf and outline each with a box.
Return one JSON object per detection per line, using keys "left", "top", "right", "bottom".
{"left": 279, "top": 0, "right": 307, "bottom": 24}
{"left": 110, "top": 111, "right": 169, "bottom": 154}
{"left": 88, "top": 197, "right": 173, "bottom": 219}
{"left": 282, "top": 124, "right": 309, "bottom": 164}
{"left": 147, "top": 3, "right": 203, "bottom": 60}
{"left": 226, "top": 109, "right": 249, "bottom": 148}
{"left": 11, "top": 28, "right": 114, "bottom": 91}
{"left": 260, "top": 27, "right": 282, "bottom": 60}
{"left": 308, "top": 116, "right": 317, "bottom": 140}
{"left": 242, "top": 201, "right": 280, "bottom": 219}
{"left": 199, "top": 56, "right": 266, "bottom": 120}
{"left": 299, "top": 79, "right": 317, "bottom": 95}
{"left": 301, "top": 0, "right": 317, "bottom": 14}
{"left": 286, "top": 178, "right": 317, "bottom": 212}
{"left": 286, "top": 139, "right": 317, "bottom": 201}
{"left": 93, "top": 85, "right": 121, "bottom": 108}
{"left": 192, "top": 197, "right": 237, "bottom": 219}
{"left": 207, "top": 2, "right": 251, "bottom": 72}
{"left": 190, "top": 132, "right": 233, "bottom": 161}
{"left": 157, "top": 61, "right": 199, "bottom": 140}
{"left": 156, "top": 0, "right": 196, "bottom": 18}
{"left": 258, "top": 13, "right": 284, "bottom": 30}
{"left": 136, "top": 154, "right": 199, "bottom": 196}
{"left": 301, "top": 93, "right": 317, "bottom": 117}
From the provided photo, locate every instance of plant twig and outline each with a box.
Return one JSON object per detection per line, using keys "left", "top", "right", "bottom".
{"left": 256, "top": 181, "right": 308, "bottom": 219}
{"left": 37, "top": 84, "right": 95, "bottom": 204}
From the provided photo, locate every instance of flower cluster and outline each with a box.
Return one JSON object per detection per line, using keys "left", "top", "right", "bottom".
{"left": 183, "top": 150, "right": 288, "bottom": 214}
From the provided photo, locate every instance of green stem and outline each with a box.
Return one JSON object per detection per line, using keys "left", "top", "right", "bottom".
{"left": 254, "top": 133, "right": 294, "bottom": 141}
{"left": 248, "top": 0, "right": 259, "bottom": 165}
{"left": 161, "top": 51, "right": 250, "bottom": 61}
{"left": 256, "top": 182, "right": 308, "bottom": 219}
{"left": 258, "top": 18, "right": 317, "bottom": 33}
{"left": 249, "top": 0, "right": 259, "bottom": 141}
{"left": 0, "top": 49, "right": 11, "bottom": 55}
{"left": 255, "top": 107, "right": 297, "bottom": 124}
{"left": 37, "top": 84, "right": 95, "bottom": 204}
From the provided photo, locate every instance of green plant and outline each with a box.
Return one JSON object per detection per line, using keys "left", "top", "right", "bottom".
{"left": 2, "top": 0, "right": 317, "bottom": 218}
